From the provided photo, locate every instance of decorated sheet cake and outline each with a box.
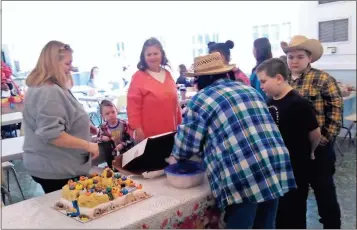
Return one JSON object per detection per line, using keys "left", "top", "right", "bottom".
{"left": 53, "top": 167, "right": 152, "bottom": 222}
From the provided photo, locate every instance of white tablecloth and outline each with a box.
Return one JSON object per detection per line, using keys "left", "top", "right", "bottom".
{"left": 1, "top": 112, "right": 23, "bottom": 126}
{"left": 1, "top": 136, "right": 24, "bottom": 162}
{"left": 1, "top": 176, "right": 221, "bottom": 229}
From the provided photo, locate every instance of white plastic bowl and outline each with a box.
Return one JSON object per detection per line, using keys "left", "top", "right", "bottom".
{"left": 165, "top": 171, "right": 205, "bottom": 189}
{"left": 164, "top": 161, "right": 205, "bottom": 189}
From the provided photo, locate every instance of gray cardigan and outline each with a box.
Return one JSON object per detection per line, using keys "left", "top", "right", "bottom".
{"left": 22, "top": 84, "right": 92, "bottom": 179}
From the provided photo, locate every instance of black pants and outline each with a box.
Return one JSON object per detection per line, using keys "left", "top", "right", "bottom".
{"left": 32, "top": 176, "right": 79, "bottom": 194}
{"left": 276, "top": 142, "right": 341, "bottom": 229}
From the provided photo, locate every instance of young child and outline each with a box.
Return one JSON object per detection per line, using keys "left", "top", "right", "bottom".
{"left": 256, "top": 58, "right": 321, "bottom": 229}
{"left": 97, "top": 100, "right": 134, "bottom": 168}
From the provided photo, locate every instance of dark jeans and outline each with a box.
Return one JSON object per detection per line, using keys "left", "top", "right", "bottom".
{"left": 276, "top": 142, "right": 341, "bottom": 229}
{"left": 225, "top": 199, "right": 279, "bottom": 229}
{"left": 32, "top": 176, "right": 79, "bottom": 194}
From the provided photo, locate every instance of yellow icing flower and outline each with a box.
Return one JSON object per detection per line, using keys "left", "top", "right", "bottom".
{"left": 75, "top": 183, "right": 83, "bottom": 190}
{"left": 87, "top": 179, "right": 93, "bottom": 186}
{"left": 87, "top": 184, "right": 94, "bottom": 189}
{"left": 80, "top": 217, "right": 89, "bottom": 222}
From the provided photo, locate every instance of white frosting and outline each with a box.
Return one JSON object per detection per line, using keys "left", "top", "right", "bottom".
{"left": 58, "top": 190, "right": 149, "bottom": 219}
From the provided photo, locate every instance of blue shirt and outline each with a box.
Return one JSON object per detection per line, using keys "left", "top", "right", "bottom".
{"left": 250, "top": 71, "right": 267, "bottom": 100}
{"left": 172, "top": 79, "right": 296, "bottom": 211}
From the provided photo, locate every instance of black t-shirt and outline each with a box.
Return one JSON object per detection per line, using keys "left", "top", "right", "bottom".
{"left": 176, "top": 76, "right": 193, "bottom": 87}
{"left": 267, "top": 90, "right": 319, "bottom": 176}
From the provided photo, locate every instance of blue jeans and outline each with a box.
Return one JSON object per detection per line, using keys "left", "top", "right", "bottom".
{"left": 225, "top": 199, "right": 279, "bottom": 229}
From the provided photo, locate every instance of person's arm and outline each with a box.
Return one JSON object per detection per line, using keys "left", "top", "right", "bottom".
{"left": 299, "top": 98, "right": 321, "bottom": 157}
{"left": 176, "top": 98, "right": 183, "bottom": 126}
{"left": 127, "top": 73, "right": 144, "bottom": 139}
{"left": 320, "top": 75, "right": 343, "bottom": 145}
{"left": 51, "top": 132, "right": 92, "bottom": 151}
{"left": 35, "top": 99, "right": 98, "bottom": 156}
{"left": 90, "top": 124, "right": 98, "bottom": 135}
{"left": 309, "top": 127, "right": 321, "bottom": 153}
{"left": 172, "top": 101, "right": 209, "bottom": 160}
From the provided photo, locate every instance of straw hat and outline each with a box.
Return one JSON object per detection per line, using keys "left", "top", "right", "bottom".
{"left": 280, "top": 35, "right": 324, "bottom": 63}
{"left": 185, "top": 52, "right": 235, "bottom": 77}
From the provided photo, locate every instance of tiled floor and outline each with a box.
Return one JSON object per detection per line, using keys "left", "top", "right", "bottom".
{"left": 2, "top": 138, "right": 356, "bottom": 229}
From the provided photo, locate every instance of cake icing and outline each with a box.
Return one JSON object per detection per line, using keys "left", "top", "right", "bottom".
{"left": 54, "top": 168, "right": 151, "bottom": 221}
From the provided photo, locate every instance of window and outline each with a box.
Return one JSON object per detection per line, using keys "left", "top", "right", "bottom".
{"left": 252, "top": 22, "right": 291, "bottom": 56}
{"left": 213, "top": 33, "right": 219, "bottom": 42}
{"left": 319, "top": 19, "right": 349, "bottom": 42}
{"left": 116, "top": 41, "right": 126, "bottom": 60}
{"left": 205, "top": 34, "right": 210, "bottom": 45}
{"left": 192, "top": 32, "right": 219, "bottom": 58}
{"left": 252, "top": 26, "right": 259, "bottom": 40}
{"left": 1, "top": 50, "right": 6, "bottom": 63}
{"left": 281, "top": 22, "right": 291, "bottom": 42}
{"left": 318, "top": 0, "right": 340, "bottom": 4}
{"left": 198, "top": 35, "right": 203, "bottom": 44}
{"left": 270, "top": 24, "right": 280, "bottom": 41}
{"left": 260, "top": 25, "right": 269, "bottom": 39}
{"left": 197, "top": 48, "right": 203, "bottom": 56}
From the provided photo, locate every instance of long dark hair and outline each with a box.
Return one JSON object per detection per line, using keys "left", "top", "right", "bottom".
{"left": 137, "top": 37, "right": 170, "bottom": 71}
{"left": 252, "top": 38, "right": 272, "bottom": 73}
{"left": 195, "top": 71, "right": 235, "bottom": 91}
{"left": 89, "top": 66, "right": 98, "bottom": 79}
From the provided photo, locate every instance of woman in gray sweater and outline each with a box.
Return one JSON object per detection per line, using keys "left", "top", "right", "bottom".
{"left": 22, "top": 41, "right": 99, "bottom": 194}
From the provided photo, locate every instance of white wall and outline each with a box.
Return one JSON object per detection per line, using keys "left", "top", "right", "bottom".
{"left": 1, "top": 1, "right": 302, "bottom": 76}
{"left": 3, "top": 1, "right": 355, "bottom": 84}
{"left": 296, "top": 1, "right": 356, "bottom": 72}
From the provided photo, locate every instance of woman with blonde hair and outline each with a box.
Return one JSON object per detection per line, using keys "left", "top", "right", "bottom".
{"left": 23, "top": 40, "right": 99, "bottom": 194}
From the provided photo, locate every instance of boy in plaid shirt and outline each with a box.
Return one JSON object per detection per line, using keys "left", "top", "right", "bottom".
{"left": 281, "top": 35, "right": 342, "bottom": 229}
{"left": 97, "top": 100, "right": 134, "bottom": 167}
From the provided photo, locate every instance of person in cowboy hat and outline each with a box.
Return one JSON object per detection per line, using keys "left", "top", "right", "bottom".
{"left": 167, "top": 52, "right": 296, "bottom": 229}
{"left": 281, "top": 35, "right": 343, "bottom": 229}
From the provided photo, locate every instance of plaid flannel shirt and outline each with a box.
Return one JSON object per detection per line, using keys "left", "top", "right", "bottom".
{"left": 97, "top": 119, "right": 134, "bottom": 154}
{"left": 288, "top": 65, "right": 343, "bottom": 146}
{"left": 172, "top": 79, "right": 296, "bottom": 211}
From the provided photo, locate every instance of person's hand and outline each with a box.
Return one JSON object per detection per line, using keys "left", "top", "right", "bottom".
{"left": 101, "top": 136, "right": 110, "bottom": 142}
{"left": 165, "top": 155, "right": 178, "bottom": 165}
{"left": 134, "top": 128, "right": 145, "bottom": 142}
{"left": 311, "top": 152, "right": 315, "bottom": 160}
{"left": 115, "top": 144, "right": 124, "bottom": 151}
{"left": 90, "top": 125, "right": 98, "bottom": 135}
{"left": 87, "top": 142, "right": 99, "bottom": 160}
{"left": 112, "top": 155, "right": 144, "bottom": 175}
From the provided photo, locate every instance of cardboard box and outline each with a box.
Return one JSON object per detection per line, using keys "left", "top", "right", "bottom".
{"left": 122, "top": 131, "right": 176, "bottom": 173}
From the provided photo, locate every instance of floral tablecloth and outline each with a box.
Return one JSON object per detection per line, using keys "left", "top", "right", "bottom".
{"left": 132, "top": 195, "right": 224, "bottom": 229}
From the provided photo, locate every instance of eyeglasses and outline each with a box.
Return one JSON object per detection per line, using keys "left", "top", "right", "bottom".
{"left": 59, "top": 44, "right": 72, "bottom": 52}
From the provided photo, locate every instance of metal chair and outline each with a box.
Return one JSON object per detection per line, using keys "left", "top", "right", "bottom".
{"left": 341, "top": 113, "right": 356, "bottom": 147}
{"left": 1, "top": 185, "right": 13, "bottom": 205}
{"left": 2, "top": 161, "right": 26, "bottom": 201}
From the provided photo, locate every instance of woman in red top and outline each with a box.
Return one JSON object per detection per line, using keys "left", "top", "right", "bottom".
{"left": 127, "top": 38, "right": 182, "bottom": 142}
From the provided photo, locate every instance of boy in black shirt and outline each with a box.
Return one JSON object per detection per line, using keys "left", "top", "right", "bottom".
{"left": 256, "top": 58, "right": 321, "bottom": 229}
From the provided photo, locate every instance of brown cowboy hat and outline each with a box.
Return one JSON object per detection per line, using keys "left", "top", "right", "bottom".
{"left": 185, "top": 52, "right": 235, "bottom": 77}
{"left": 280, "top": 35, "right": 323, "bottom": 63}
